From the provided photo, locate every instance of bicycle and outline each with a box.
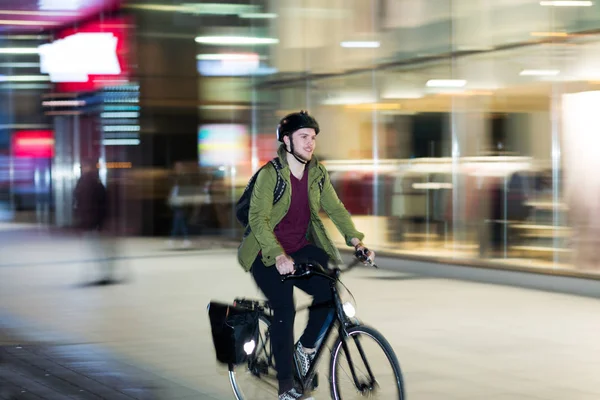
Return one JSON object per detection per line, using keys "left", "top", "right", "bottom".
{"left": 226, "top": 250, "right": 405, "bottom": 400}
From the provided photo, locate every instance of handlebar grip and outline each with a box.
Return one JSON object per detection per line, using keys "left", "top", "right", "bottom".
{"left": 354, "top": 249, "right": 378, "bottom": 268}
{"left": 280, "top": 262, "right": 333, "bottom": 282}
{"left": 281, "top": 272, "right": 298, "bottom": 282}
{"left": 354, "top": 248, "right": 370, "bottom": 261}
{"left": 280, "top": 263, "right": 310, "bottom": 282}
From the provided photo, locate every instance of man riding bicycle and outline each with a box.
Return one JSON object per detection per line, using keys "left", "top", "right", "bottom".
{"left": 237, "top": 110, "right": 376, "bottom": 400}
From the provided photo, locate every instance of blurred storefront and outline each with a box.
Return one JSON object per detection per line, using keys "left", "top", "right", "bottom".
{"left": 2, "top": 0, "right": 600, "bottom": 276}
{"left": 0, "top": 1, "right": 147, "bottom": 236}
{"left": 181, "top": 0, "right": 600, "bottom": 276}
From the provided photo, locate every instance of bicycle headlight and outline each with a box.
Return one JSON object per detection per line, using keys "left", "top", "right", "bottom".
{"left": 342, "top": 302, "right": 356, "bottom": 318}
{"left": 243, "top": 339, "right": 256, "bottom": 355}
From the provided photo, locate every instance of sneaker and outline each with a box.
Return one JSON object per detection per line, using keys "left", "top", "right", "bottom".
{"left": 279, "top": 388, "right": 302, "bottom": 400}
{"left": 294, "top": 341, "right": 316, "bottom": 379}
{"left": 278, "top": 388, "right": 313, "bottom": 400}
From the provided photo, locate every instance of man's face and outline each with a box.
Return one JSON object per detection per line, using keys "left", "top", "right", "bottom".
{"left": 286, "top": 127, "right": 317, "bottom": 161}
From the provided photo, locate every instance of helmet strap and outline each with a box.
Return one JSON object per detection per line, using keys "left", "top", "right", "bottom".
{"left": 286, "top": 137, "right": 308, "bottom": 165}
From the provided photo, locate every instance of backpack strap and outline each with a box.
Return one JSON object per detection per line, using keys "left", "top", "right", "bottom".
{"left": 269, "top": 157, "right": 287, "bottom": 204}
{"left": 270, "top": 156, "right": 283, "bottom": 170}
{"left": 238, "top": 158, "right": 286, "bottom": 238}
{"left": 317, "top": 163, "right": 327, "bottom": 193}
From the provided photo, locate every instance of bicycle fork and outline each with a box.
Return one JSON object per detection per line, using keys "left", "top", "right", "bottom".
{"left": 340, "top": 333, "right": 378, "bottom": 392}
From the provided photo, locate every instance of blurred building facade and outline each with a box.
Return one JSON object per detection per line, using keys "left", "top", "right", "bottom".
{"left": 2, "top": 0, "right": 600, "bottom": 275}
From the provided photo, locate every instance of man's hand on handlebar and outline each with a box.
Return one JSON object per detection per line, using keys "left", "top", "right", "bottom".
{"left": 275, "top": 253, "right": 295, "bottom": 275}
{"left": 280, "top": 249, "right": 379, "bottom": 283}
{"left": 352, "top": 240, "right": 376, "bottom": 265}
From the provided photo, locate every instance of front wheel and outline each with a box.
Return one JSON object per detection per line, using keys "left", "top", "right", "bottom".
{"left": 330, "top": 325, "right": 405, "bottom": 400}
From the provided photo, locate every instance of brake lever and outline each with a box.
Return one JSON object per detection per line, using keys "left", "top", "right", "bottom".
{"left": 358, "top": 257, "right": 378, "bottom": 268}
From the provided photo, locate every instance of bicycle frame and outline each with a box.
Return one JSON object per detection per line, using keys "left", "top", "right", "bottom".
{"left": 237, "top": 255, "right": 380, "bottom": 395}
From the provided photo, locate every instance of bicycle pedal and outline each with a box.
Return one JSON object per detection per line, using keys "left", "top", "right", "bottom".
{"left": 257, "top": 362, "right": 269, "bottom": 375}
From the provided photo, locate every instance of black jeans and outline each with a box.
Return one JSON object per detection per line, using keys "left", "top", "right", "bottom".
{"left": 251, "top": 245, "right": 334, "bottom": 394}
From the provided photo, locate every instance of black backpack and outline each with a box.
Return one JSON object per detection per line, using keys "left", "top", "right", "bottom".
{"left": 235, "top": 157, "right": 286, "bottom": 233}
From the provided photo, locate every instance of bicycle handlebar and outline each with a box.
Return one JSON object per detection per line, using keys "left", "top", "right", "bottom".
{"left": 281, "top": 249, "right": 377, "bottom": 283}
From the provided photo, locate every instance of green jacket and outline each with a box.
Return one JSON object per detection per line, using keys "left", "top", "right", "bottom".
{"left": 237, "top": 145, "right": 365, "bottom": 271}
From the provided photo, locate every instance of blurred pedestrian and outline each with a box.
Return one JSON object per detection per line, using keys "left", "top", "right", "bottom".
{"left": 73, "top": 158, "right": 116, "bottom": 285}
{"left": 167, "top": 162, "right": 191, "bottom": 248}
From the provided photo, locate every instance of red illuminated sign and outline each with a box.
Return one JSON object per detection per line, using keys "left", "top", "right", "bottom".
{"left": 256, "top": 134, "right": 278, "bottom": 165}
{"left": 42, "top": 16, "right": 132, "bottom": 93}
{"left": 12, "top": 131, "right": 55, "bottom": 158}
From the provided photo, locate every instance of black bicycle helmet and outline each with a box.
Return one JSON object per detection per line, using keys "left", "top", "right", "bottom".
{"left": 276, "top": 110, "right": 320, "bottom": 142}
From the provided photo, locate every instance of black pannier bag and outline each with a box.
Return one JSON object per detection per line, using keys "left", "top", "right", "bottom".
{"left": 207, "top": 301, "right": 259, "bottom": 365}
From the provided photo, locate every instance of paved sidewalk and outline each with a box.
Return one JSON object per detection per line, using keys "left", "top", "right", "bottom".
{"left": 1, "top": 231, "right": 600, "bottom": 399}
{"left": 0, "top": 229, "right": 238, "bottom": 399}
{"left": 0, "top": 338, "right": 203, "bottom": 400}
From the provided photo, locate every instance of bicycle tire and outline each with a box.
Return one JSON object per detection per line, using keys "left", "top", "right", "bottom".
{"left": 229, "top": 315, "right": 278, "bottom": 400}
{"left": 329, "top": 325, "right": 405, "bottom": 400}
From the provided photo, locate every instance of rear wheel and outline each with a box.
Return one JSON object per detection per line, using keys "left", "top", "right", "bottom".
{"left": 229, "top": 316, "right": 278, "bottom": 399}
{"left": 330, "top": 325, "right": 405, "bottom": 400}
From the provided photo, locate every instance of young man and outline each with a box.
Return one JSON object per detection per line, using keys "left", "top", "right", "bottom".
{"left": 237, "top": 110, "right": 375, "bottom": 400}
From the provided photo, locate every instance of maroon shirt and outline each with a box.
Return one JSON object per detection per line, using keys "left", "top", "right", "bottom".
{"left": 274, "top": 170, "right": 311, "bottom": 254}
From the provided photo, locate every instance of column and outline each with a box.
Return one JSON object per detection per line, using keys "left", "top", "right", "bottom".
{"left": 562, "top": 91, "right": 600, "bottom": 271}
